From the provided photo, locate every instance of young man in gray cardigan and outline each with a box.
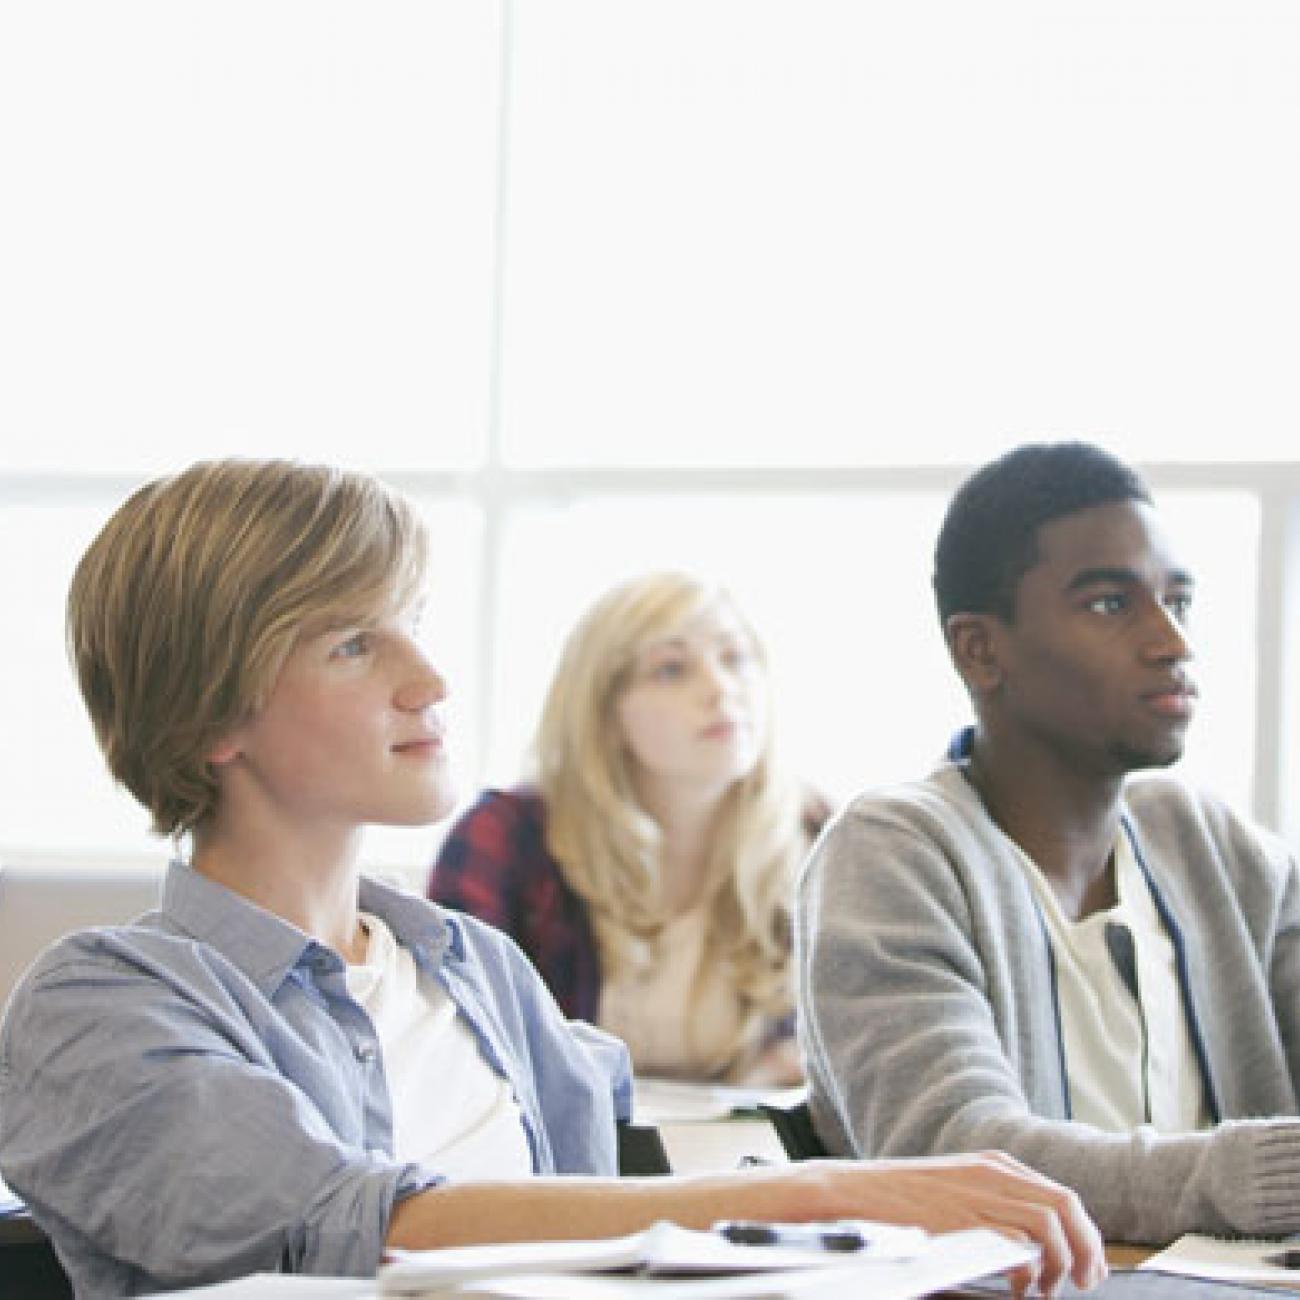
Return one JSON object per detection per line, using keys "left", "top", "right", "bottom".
{"left": 797, "top": 441, "right": 1300, "bottom": 1245}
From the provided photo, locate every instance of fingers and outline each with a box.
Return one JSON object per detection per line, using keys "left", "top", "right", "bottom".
{"left": 820, "top": 1151, "right": 1106, "bottom": 1292}
{"left": 886, "top": 1153, "right": 1105, "bottom": 1293}
{"left": 1004, "top": 1258, "right": 1041, "bottom": 1300}
{"left": 1050, "top": 1184, "right": 1106, "bottom": 1291}
{"left": 969, "top": 1155, "right": 1107, "bottom": 1294}
{"left": 980, "top": 1226, "right": 1041, "bottom": 1299}
{"left": 1017, "top": 1169, "right": 1105, "bottom": 1291}
{"left": 964, "top": 1189, "right": 1068, "bottom": 1297}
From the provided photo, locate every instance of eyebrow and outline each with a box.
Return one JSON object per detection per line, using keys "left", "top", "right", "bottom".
{"left": 1065, "top": 566, "right": 1196, "bottom": 592}
{"left": 297, "top": 610, "right": 378, "bottom": 641}
{"left": 640, "top": 636, "right": 690, "bottom": 654}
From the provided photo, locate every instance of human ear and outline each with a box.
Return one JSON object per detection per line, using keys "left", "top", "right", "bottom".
{"left": 945, "top": 613, "right": 1004, "bottom": 696}
{"left": 206, "top": 734, "right": 242, "bottom": 767}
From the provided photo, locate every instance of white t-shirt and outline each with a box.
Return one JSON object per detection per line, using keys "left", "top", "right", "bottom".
{"left": 1013, "top": 833, "right": 1210, "bottom": 1133}
{"left": 344, "top": 912, "right": 533, "bottom": 1179}
{"left": 598, "top": 907, "right": 747, "bottom": 1079}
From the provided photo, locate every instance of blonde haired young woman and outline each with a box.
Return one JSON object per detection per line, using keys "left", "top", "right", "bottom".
{"left": 431, "top": 571, "right": 824, "bottom": 1085}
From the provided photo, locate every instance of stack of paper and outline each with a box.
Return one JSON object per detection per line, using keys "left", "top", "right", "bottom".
{"left": 378, "top": 1220, "right": 1033, "bottom": 1299}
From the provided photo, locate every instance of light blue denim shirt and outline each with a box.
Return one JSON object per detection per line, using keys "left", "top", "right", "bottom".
{"left": 0, "top": 862, "right": 631, "bottom": 1297}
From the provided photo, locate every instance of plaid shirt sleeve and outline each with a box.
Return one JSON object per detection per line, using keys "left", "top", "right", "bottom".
{"left": 430, "top": 789, "right": 601, "bottom": 1021}
{"left": 430, "top": 790, "right": 526, "bottom": 933}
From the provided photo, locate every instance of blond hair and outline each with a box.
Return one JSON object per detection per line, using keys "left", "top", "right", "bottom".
{"left": 68, "top": 459, "right": 427, "bottom": 836}
{"left": 536, "top": 572, "right": 805, "bottom": 1077}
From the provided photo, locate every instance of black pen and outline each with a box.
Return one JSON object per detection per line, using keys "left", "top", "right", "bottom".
{"left": 714, "top": 1220, "right": 869, "bottom": 1253}
{"left": 1263, "top": 1249, "right": 1300, "bottom": 1269}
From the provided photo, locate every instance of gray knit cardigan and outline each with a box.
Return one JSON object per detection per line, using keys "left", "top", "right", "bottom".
{"left": 797, "top": 762, "right": 1300, "bottom": 1243}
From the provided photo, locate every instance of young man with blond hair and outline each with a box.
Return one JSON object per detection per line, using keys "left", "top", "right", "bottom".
{"left": 0, "top": 459, "right": 1102, "bottom": 1297}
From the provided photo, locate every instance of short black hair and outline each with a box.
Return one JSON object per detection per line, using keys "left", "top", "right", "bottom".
{"left": 933, "top": 441, "right": 1152, "bottom": 627}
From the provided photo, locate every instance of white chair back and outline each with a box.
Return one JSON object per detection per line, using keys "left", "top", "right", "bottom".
{"left": 0, "top": 863, "right": 163, "bottom": 1012}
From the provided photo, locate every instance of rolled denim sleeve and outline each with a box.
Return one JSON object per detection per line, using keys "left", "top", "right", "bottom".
{"left": 0, "top": 937, "right": 437, "bottom": 1294}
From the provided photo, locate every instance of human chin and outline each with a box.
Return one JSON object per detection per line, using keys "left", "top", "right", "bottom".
{"left": 714, "top": 741, "right": 760, "bottom": 790}
{"left": 1109, "top": 733, "right": 1186, "bottom": 774}
{"left": 426, "top": 772, "right": 459, "bottom": 822}
{"left": 387, "top": 771, "right": 458, "bottom": 826}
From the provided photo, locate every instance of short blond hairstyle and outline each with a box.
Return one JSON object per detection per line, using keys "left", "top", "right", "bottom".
{"left": 68, "top": 459, "right": 427, "bottom": 836}
{"left": 536, "top": 571, "right": 804, "bottom": 1078}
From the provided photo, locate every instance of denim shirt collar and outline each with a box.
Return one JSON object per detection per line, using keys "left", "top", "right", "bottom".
{"left": 160, "top": 860, "right": 459, "bottom": 998}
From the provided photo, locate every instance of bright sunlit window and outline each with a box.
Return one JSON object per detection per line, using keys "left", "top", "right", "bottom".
{"left": 0, "top": 1, "right": 499, "bottom": 473}
{"left": 2, "top": 2, "right": 1298, "bottom": 873}
{"left": 500, "top": 1, "right": 1300, "bottom": 467}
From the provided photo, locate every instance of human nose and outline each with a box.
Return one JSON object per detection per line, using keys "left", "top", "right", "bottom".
{"left": 700, "top": 655, "right": 738, "bottom": 701}
{"left": 394, "top": 637, "right": 448, "bottom": 711}
{"left": 1142, "top": 599, "right": 1194, "bottom": 664}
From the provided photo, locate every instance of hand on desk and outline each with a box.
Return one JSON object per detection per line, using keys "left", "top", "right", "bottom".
{"left": 390, "top": 1149, "right": 1105, "bottom": 1298}
{"left": 787, "top": 1150, "right": 1106, "bottom": 1298}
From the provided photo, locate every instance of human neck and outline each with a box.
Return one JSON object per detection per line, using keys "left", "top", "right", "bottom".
{"left": 632, "top": 778, "right": 729, "bottom": 916}
{"left": 965, "top": 731, "right": 1123, "bottom": 921}
{"left": 191, "top": 813, "right": 368, "bottom": 961}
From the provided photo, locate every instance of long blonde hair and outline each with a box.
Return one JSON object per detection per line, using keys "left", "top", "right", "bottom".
{"left": 536, "top": 572, "right": 805, "bottom": 1075}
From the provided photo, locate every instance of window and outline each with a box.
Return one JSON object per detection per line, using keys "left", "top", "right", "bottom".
{"left": 0, "top": 1, "right": 498, "bottom": 473}
{"left": 501, "top": 1, "right": 1300, "bottom": 468}
{"left": 2, "top": 3, "right": 1297, "bottom": 877}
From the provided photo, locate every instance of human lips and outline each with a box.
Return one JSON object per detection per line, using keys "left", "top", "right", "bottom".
{"left": 1142, "top": 678, "right": 1198, "bottom": 719}
{"left": 392, "top": 725, "right": 446, "bottom": 757}
{"left": 700, "top": 717, "right": 742, "bottom": 741}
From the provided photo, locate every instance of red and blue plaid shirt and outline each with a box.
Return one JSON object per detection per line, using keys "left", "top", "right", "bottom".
{"left": 430, "top": 787, "right": 603, "bottom": 1021}
{"left": 429, "top": 786, "right": 830, "bottom": 1055}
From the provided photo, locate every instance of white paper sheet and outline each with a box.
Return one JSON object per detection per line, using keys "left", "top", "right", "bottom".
{"left": 145, "top": 1277, "right": 376, "bottom": 1299}
{"left": 1139, "top": 1234, "right": 1300, "bottom": 1288}
{"left": 379, "top": 1224, "right": 1029, "bottom": 1299}
{"left": 0, "top": 1167, "right": 26, "bottom": 1217}
{"left": 631, "top": 1080, "right": 806, "bottom": 1126}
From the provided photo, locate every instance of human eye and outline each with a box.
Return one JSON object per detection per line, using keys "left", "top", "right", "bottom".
{"left": 330, "top": 630, "right": 372, "bottom": 660}
{"left": 407, "top": 599, "right": 428, "bottom": 640}
{"left": 650, "top": 656, "right": 688, "bottom": 682}
{"left": 720, "top": 641, "right": 754, "bottom": 672}
{"left": 1085, "top": 592, "right": 1128, "bottom": 616}
{"left": 1165, "top": 590, "right": 1194, "bottom": 623}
